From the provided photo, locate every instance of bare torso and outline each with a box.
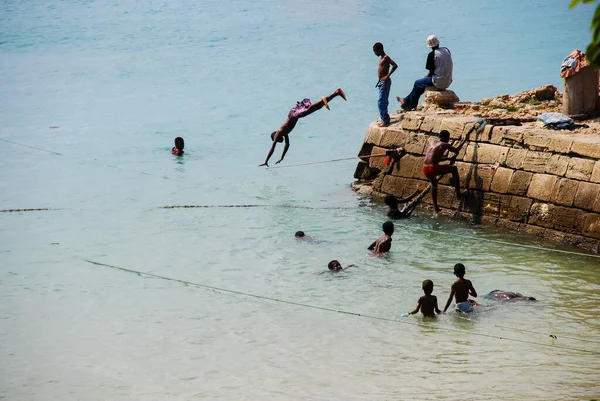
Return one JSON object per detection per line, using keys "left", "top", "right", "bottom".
{"left": 424, "top": 139, "right": 450, "bottom": 165}
{"left": 378, "top": 56, "right": 391, "bottom": 80}
{"left": 419, "top": 295, "right": 439, "bottom": 317}
{"left": 373, "top": 234, "right": 392, "bottom": 254}
{"left": 452, "top": 278, "right": 474, "bottom": 303}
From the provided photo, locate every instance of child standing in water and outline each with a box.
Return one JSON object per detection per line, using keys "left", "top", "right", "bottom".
{"left": 443, "top": 263, "right": 478, "bottom": 313}
{"left": 172, "top": 137, "right": 184, "bottom": 156}
{"left": 368, "top": 221, "right": 394, "bottom": 255}
{"left": 408, "top": 280, "right": 441, "bottom": 318}
{"left": 373, "top": 42, "right": 398, "bottom": 127}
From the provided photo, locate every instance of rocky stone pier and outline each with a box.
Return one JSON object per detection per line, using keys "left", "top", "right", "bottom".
{"left": 353, "top": 87, "right": 600, "bottom": 252}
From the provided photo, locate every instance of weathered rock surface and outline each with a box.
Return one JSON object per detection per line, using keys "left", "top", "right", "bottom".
{"left": 423, "top": 90, "right": 459, "bottom": 108}
{"left": 355, "top": 89, "right": 600, "bottom": 252}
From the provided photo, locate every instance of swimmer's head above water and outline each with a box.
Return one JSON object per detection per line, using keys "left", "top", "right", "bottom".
{"left": 295, "top": 231, "right": 305, "bottom": 238}
{"left": 172, "top": 137, "right": 185, "bottom": 156}
{"left": 383, "top": 221, "right": 394, "bottom": 236}
{"left": 422, "top": 279, "right": 434, "bottom": 295}
{"left": 384, "top": 194, "right": 399, "bottom": 210}
{"left": 453, "top": 263, "right": 466, "bottom": 278}
{"left": 328, "top": 260, "right": 343, "bottom": 271}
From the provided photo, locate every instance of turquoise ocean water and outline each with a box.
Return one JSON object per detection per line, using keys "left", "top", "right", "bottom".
{"left": 1, "top": 1, "right": 599, "bottom": 399}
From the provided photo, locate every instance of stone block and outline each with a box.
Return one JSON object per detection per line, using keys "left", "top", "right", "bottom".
{"left": 412, "top": 161, "right": 427, "bottom": 181}
{"left": 551, "top": 178, "right": 579, "bottom": 207}
{"left": 547, "top": 135, "right": 573, "bottom": 154}
{"left": 496, "top": 219, "right": 523, "bottom": 231}
{"left": 464, "top": 164, "right": 495, "bottom": 191}
{"left": 581, "top": 213, "right": 600, "bottom": 239}
{"left": 502, "top": 127, "right": 525, "bottom": 144}
{"left": 508, "top": 170, "right": 533, "bottom": 196}
{"left": 490, "top": 126, "right": 524, "bottom": 145}
{"left": 571, "top": 138, "right": 600, "bottom": 159}
{"left": 402, "top": 178, "right": 429, "bottom": 199}
{"left": 488, "top": 126, "right": 509, "bottom": 145}
{"left": 527, "top": 174, "right": 559, "bottom": 201}
{"left": 565, "top": 158, "right": 595, "bottom": 181}
{"left": 463, "top": 143, "right": 509, "bottom": 165}
{"left": 481, "top": 124, "right": 494, "bottom": 143}
{"left": 419, "top": 115, "right": 443, "bottom": 134}
{"left": 505, "top": 148, "right": 527, "bottom": 169}
{"left": 482, "top": 192, "right": 502, "bottom": 217}
{"left": 523, "top": 130, "right": 551, "bottom": 151}
{"left": 365, "top": 123, "right": 384, "bottom": 145}
{"left": 461, "top": 190, "right": 484, "bottom": 216}
{"left": 440, "top": 117, "right": 473, "bottom": 140}
{"left": 430, "top": 184, "right": 456, "bottom": 209}
{"left": 354, "top": 161, "right": 380, "bottom": 180}
{"left": 393, "top": 154, "right": 420, "bottom": 178}
{"left": 381, "top": 175, "right": 407, "bottom": 196}
{"left": 595, "top": 193, "right": 600, "bottom": 213}
{"left": 490, "top": 167, "right": 514, "bottom": 194}
{"left": 544, "top": 154, "right": 569, "bottom": 177}
{"left": 529, "top": 203, "right": 584, "bottom": 234}
{"left": 521, "top": 223, "right": 546, "bottom": 237}
{"left": 563, "top": 234, "right": 599, "bottom": 253}
{"left": 522, "top": 151, "right": 553, "bottom": 173}
{"left": 508, "top": 196, "right": 533, "bottom": 222}
{"left": 404, "top": 133, "right": 429, "bottom": 155}
{"left": 401, "top": 114, "right": 424, "bottom": 131}
{"left": 371, "top": 173, "right": 385, "bottom": 191}
{"left": 574, "top": 182, "right": 600, "bottom": 211}
{"left": 369, "top": 146, "right": 388, "bottom": 171}
{"left": 379, "top": 127, "right": 408, "bottom": 148}
{"left": 455, "top": 162, "right": 471, "bottom": 186}
{"left": 590, "top": 161, "right": 600, "bottom": 184}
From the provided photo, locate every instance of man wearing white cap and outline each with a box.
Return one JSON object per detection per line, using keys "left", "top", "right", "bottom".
{"left": 397, "top": 35, "right": 453, "bottom": 111}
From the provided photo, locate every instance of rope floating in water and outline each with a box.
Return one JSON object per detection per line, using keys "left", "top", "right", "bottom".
{"left": 493, "top": 324, "right": 600, "bottom": 344}
{"left": 0, "top": 208, "right": 57, "bottom": 213}
{"left": 0, "top": 137, "right": 62, "bottom": 155}
{"left": 157, "top": 204, "right": 356, "bottom": 210}
{"left": 268, "top": 151, "right": 394, "bottom": 169}
{"left": 84, "top": 259, "right": 599, "bottom": 355}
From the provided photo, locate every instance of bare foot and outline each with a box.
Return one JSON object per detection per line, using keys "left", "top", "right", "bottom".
{"left": 337, "top": 88, "right": 347, "bottom": 101}
{"left": 396, "top": 96, "right": 405, "bottom": 105}
{"left": 322, "top": 96, "right": 330, "bottom": 110}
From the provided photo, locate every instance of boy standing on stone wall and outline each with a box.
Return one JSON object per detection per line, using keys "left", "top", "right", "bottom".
{"left": 373, "top": 42, "right": 398, "bottom": 127}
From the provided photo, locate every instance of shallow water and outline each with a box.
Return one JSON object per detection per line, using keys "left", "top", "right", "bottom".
{"left": 1, "top": 0, "right": 599, "bottom": 400}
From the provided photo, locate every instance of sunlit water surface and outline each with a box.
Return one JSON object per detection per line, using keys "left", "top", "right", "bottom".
{"left": 1, "top": 0, "right": 599, "bottom": 400}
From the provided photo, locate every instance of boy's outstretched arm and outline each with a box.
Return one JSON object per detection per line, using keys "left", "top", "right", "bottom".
{"left": 259, "top": 140, "right": 278, "bottom": 167}
{"left": 469, "top": 282, "right": 478, "bottom": 297}
{"left": 276, "top": 135, "right": 290, "bottom": 164}
{"left": 409, "top": 301, "right": 421, "bottom": 315}
{"left": 434, "top": 297, "right": 441, "bottom": 314}
{"left": 443, "top": 289, "right": 455, "bottom": 313}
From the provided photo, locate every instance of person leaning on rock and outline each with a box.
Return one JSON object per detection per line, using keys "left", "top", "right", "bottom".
{"left": 397, "top": 35, "right": 453, "bottom": 111}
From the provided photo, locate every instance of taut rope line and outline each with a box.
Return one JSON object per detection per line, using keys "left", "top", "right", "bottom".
{"left": 84, "top": 259, "right": 599, "bottom": 355}
{"left": 0, "top": 137, "right": 63, "bottom": 155}
{"left": 268, "top": 152, "right": 389, "bottom": 169}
